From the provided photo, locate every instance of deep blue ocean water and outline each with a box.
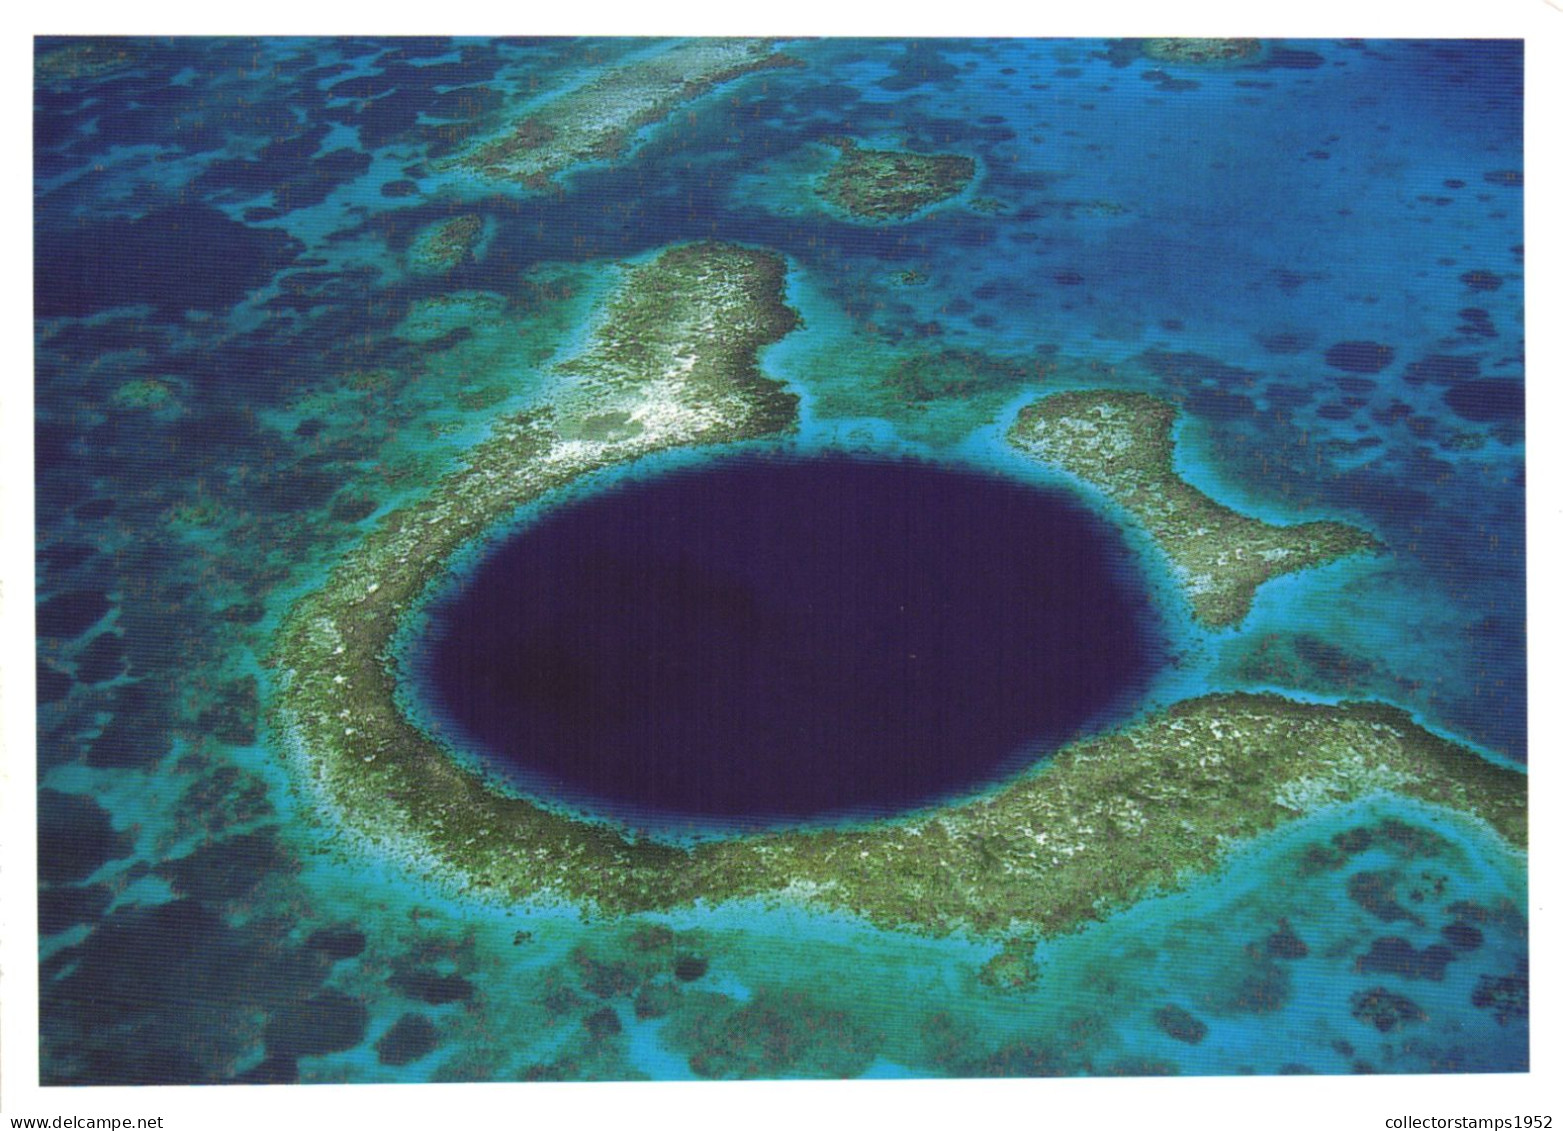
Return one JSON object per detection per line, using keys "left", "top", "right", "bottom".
{"left": 33, "top": 36, "right": 1525, "bottom": 1086}
{"left": 409, "top": 452, "right": 1166, "bottom": 835}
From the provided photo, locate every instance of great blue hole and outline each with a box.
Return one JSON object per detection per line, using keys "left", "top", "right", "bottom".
{"left": 406, "top": 452, "right": 1166, "bottom": 836}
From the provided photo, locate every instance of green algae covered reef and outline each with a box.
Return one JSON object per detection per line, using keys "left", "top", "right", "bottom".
{"left": 1009, "top": 391, "right": 1382, "bottom": 628}
{"left": 35, "top": 39, "right": 138, "bottom": 85}
{"left": 1141, "top": 39, "right": 1264, "bottom": 65}
{"left": 817, "top": 138, "right": 977, "bottom": 221}
{"left": 273, "top": 255, "right": 1518, "bottom": 949}
{"left": 448, "top": 40, "right": 800, "bottom": 188}
{"left": 406, "top": 214, "right": 485, "bottom": 275}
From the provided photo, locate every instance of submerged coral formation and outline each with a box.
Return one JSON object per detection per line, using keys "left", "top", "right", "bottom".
{"left": 1008, "top": 391, "right": 1381, "bottom": 627}
{"left": 817, "top": 137, "right": 976, "bottom": 221}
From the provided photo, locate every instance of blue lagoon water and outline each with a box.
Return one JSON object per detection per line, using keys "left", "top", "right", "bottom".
{"left": 33, "top": 36, "right": 1526, "bottom": 1087}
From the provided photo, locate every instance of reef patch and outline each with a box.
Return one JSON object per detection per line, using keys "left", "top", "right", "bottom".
{"left": 447, "top": 40, "right": 799, "bottom": 188}
{"left": 817, "top": 137, "right": 976, "bottom": 221}
{"left": 1007, "top": 391, "right": 1381, "bottom": 627}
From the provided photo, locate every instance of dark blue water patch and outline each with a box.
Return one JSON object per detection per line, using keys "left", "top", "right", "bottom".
{"left": 1266, "top": 919, "right": 1310, "bottom": 959}
{"left": 1453, "top": 308, "right": 1498, "bottom": 340}
{"left": 35, "top": 424, "right": 91, "bottom": 495}
{"left": 166, "top": 318, "right": 398, "bottom": 406}
{"left": 1140, "top": 349, "right": 1260, "bottom": 390}
{"left": 72, "top": 498, "right": 116, "bottom": 522}
{"left": 329, "top": 72, "right": 401, "bottom": 99}
{"left": 267, "top": 263, "right": 400, "bottom": 320}
{"left": 1459, "top": 269, "right": 1503, "bottom": 292}
{"left": 198, "top": 126, "right": 372, "bottom": 212}
{"left": 1257, "top": 47, "right": 1327, "bottom": 70}
{"left": 390, "top": 969, "right": 475, "bottom": 1005}
{"left": 1441, "top": 920, "right": 1483, "bottom": 951}
{"left": 1183, "top": 385, "right": 1258, "bottom": 422}
{"left": 84, "top": 680, "right": 174, "bottom": 770}
{"left": 325, "top": 37, "right": 392, "bottom": 61}
{"left": 156, "top": 827, "right": 294, "bottom": 903}
{"left": 900, "top": 112, "right": 1017, "bottom": 149}
{"left": 1325, "top": 341, "right": 1396, "bottom": 374}
{"left": 34, "top": 87, "right": 99, "bottom": 152}
{"left": 38, "top": 882, "right": 114, "bottom": 936}
{"left": 38, "top": 788, "right": 134, "bottom": 884}
{"left": 234, "top": 1057, "right": 300, "bottom": 1084}
{"left": 1471, "top": 963, "right": 1529, "bottom": 1027}
{"left": 323, "top": 89, "right": 422, "bottom": 148}
{"left": 411, "top": 452, "right": 1166, "bottom": 835}
{"left": 377, "top": 1014, "right": 441, "bottom": 1067}
{"left": 1263, "top": 383, "right": 1315, "bottom": 412}
{"left": 247, "top": 460, "right": 346, "bottom": 514}
{"left": 1443, "top": 379, "right": 1523, "bottom": 424}
{"left": 42, "top": 897, "right": 335, "bottom": 1085}
{"left": 1255, "top": 330, "right": 1315, "bottom": 355}
{"left": 790, "top": 81, "right": 862, "bottom": 113}
{"left": 38, "top": 660, "right": 74, "bottom": 705}
{"left": 316, "top": 43, "right": 504, "bottom": 149}
{"left": 1349, "top": 986, "right": 1425, "bottom": 1033}
{"left": 379, "top": 36, "right": 457, "bottom": 61}
{"left": 38, "top": 45, "right": 310, "bottom": 162}
{"left": 381, "top": 44, "right": 503, "bottom": 86}
{"left": 1373, "top": 400, "right": 1415, "bottom": 428}
{"left": 1355, "top": 936, "right": 1456, "bottom": 980}
{"left": 72, "top": 405, "right": 251, "bottom": 489}
{"left": 195, "top": 677, "right": 261, "bottom": 746}
{"left": 37, "top": 590, "right": 113, "bottom": 640}
{"left": 35, "top": 204, "right": 304, "bottom": 321}
{"left": 1142, "top": 69, "right": 1201, "bottom": 94}
{"left": 878, "top": 41, "right": 961, "bottom": 91}
{"left": 307, "top": 925, "right": 367, "bottom": 961}
{"left": 35, "top": 318, "right": 173, "bottom": 381}
{"left": 300, "top": 60, "right": 354, "bottom": 83}
{"left": 75, "top": 631, "right": 126, "bottom": 684}
{"left": 1404, "top": 355, "right": 1480, "bottom": 386}
{"left": 1404, "top": 40, "right": 1523, "bottom": 99}
{"left": 1153, "top": 1004, "right": 1208, "bottom": 1044}
{"left": 425, "top": 84, "right": 505, "bottom": 121}
{"left": 1100, "top": 40, "right": 1143, "bottom": 69}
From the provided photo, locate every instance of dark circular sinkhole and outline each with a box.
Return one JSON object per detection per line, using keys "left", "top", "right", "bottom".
{"left": 407, "top": 452, "right": 1166, "bottom": 836}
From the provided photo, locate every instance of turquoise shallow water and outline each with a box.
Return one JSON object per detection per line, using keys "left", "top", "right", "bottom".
{"left": 32, "top": 36, "right": 1526, "bottom": 1087}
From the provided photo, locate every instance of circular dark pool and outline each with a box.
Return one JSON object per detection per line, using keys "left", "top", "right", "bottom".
{"left": 407, "top": 452, "right": 1165, "bottom": 834}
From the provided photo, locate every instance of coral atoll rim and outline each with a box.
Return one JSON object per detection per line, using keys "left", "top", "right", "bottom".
{"left": 273, "top": 243, "right": 1524, "bottom": 941}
